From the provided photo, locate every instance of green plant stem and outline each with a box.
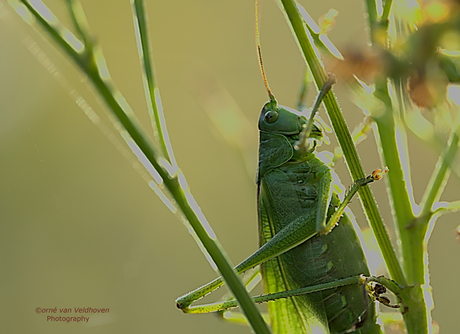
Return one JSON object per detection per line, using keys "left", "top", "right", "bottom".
{"left": 381, "top": 0, "right": 394, "bottom": 26}
{"left": 131, "top": 0, "right": 173, "bottom": 164}
{"left": 87, "top": 61, "right": 271, "bottom": 334}
{"left": 420, "top": 129, "right": 459, "bottom": 218}
{"left": 17, "top": 1, "right": 271, "bottom": 332}
{"left": 19, "top": 1, "right": 82, "bottom": 65}
{"left": 364, "top": 1, "right": 428, "bottom": 332}
{"left": 279, "top": 2, "right": 432, "bottom": 333}
{"left": 364, "top": 0, "right": 378, "bottom": 44}
{"left": 372, "top": 84, "right": 418, "bottom": 279}
{"left": 65, "top": 0, "right": 92, "bottom": 52}
{"left": 372, "top": 90, "right": 427, "bottom": 334}
{"left": 279, "top": 0, "right": 405, "bottom": 287}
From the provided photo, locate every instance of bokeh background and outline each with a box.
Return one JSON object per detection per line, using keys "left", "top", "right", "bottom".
{"left": 1, "top": 0, "right": 459, "bottom": 333}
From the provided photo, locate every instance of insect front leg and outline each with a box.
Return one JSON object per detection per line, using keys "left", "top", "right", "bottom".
{"left": 318, "top": 167, "right": 389, "bottom": 235}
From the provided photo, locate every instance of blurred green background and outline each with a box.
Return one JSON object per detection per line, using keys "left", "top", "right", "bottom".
{"left": 0, "top": 0, "right": 459, "bottom": 333}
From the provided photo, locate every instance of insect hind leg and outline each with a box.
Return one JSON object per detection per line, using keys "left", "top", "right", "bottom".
{"left": 336, "top": 274, "right": 405, "bottom": 334}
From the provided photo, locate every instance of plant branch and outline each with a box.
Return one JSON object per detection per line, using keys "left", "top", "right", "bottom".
{"left": 419, "top": 128, "right": 459, "bottom": 219}
{"left": 131, "top": 0, "right": 174, "bottom": 164}
{"left": 15, "top": 1, "right": 271, "bottom": 332}
{"left": 278, "top": 0, "right": 406, "bottom": 288}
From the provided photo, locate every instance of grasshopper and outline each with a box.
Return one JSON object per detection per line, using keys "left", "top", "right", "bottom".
{"left": 176, "top": 84, "right": 388, "bottom": 333}
{"left": 176, "top": 3, "right": 391, "bottom": 333}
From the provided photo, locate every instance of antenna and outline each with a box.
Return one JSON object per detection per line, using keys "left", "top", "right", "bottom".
{"left": 255, "top": 0, "right": 274, "bottom": 100}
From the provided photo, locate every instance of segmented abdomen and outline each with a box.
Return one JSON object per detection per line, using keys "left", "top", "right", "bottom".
{"left": 259, "top": 157, "right": 381, "bottom": 333}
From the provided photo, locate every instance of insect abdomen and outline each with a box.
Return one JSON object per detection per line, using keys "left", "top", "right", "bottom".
{"left": 285, "top": 214, "right": 381, "bottom": 333}
{"left": 259, "top": 158, "right": 382, "bottom": 333}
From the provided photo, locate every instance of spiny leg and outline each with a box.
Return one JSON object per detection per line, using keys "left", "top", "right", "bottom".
{"left": 319, "top": 167, "right": 389, "bottom": 235}
{"left": 179, "top": 274, "right": 402, "bottom": 316}
{"left": 181, "top": 275, "right": 366, "bottom": 314}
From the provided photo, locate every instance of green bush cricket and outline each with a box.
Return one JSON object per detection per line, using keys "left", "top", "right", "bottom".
{"left": 176, "top": 2, "right": 395, "bottom": 333}
{"left": 176, "top": 87, "right": 389, "bottom": 333}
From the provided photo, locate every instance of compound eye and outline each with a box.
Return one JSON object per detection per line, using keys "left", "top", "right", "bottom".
{"left": 264, "top": 110, "right": 279, "bottom": 124}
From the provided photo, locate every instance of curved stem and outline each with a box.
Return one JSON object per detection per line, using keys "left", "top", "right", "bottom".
{"left": 279, "top": 0, "right": 405, "bottom": 287}
{"left": 16, "top": 1, "right": 271, "bottom": 332}
{"left": 132, "top": 0, "right": 175, "bottom": 164}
